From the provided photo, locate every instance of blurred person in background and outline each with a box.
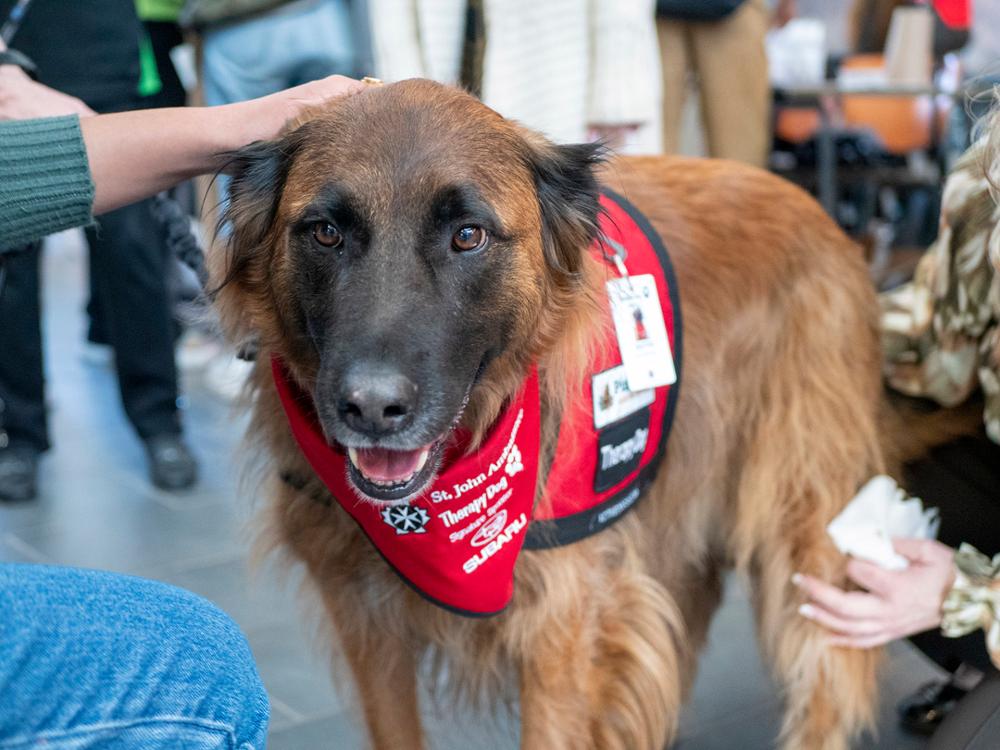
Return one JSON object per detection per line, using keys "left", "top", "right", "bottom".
{"left": 135, "top": 0, "right": 216, "bottom": 376}
{"left": 186, "top": 0, "right": 368, "bottom": 144}
{"left": 656, "top": 0, "right": 795, "bottom": 167}
{"left": 367, "top": 0, "right": 662, "bottom": 152}
{"left": 852, "top": 0, "right": 972, "bottom": 58}
{"left": 0, "top": 0, "right": 198, "bottom": 501}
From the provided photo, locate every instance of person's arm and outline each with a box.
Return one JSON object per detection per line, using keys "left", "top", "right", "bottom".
{"left": 81, "top": 75, "right": 365, "bottom": 215}
{"left": 1, "top": 76, "right": 365, "bottom": 250}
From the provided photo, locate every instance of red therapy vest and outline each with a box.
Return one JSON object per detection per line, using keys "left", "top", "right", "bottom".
{"left": 272, "top": 191, "right": 682, "bottom": 617}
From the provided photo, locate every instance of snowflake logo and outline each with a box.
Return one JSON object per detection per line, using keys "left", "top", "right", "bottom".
{"left": 380, "top": 504, "right": 430, "bottom": 534}
{"left": 505, "top": 444, "right": 524, "bottom": 478}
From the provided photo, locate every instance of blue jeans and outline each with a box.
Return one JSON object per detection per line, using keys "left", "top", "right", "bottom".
{"left": 202, "top": 0, "right": 356, "bottom": 107}
{"left": 0, "top": 564, "right": 269, "bottom": 749}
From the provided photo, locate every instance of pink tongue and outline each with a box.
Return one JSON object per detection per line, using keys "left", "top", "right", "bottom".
{"left": 354, "top": 447, "right": 426, "bottom": 483}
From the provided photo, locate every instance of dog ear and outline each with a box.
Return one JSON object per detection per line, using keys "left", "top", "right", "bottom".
{"left": 214, "top": 131, "right": 303, "bottom": 290}
{"left": 524, "top": 138, "right": 606, "bottom": 279}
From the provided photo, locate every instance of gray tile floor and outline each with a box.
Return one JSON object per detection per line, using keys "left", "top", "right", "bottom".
{"left": 0, "top": 230, "right": 945, "bottom": 748}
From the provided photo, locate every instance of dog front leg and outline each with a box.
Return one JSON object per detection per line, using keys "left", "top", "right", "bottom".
{"left": 323, "top": 595, "right": 425, "bottom": 750}
{"left": 518, "top": 562, "right": 683, "bottom": 750}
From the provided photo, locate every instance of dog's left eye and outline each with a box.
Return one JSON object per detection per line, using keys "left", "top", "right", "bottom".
{"left": 312, "top": 222, "right": 343, "bottom": 249}
{"left": 452, "top": 225, "right": 488, "bottom": 253}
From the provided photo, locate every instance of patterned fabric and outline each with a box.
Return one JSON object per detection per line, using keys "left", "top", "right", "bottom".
{"left": 941, "top": 543, "right": 1000, "bottom": 670}
{"left": 881, "top": 142, "right": 1000, "bottom": 444}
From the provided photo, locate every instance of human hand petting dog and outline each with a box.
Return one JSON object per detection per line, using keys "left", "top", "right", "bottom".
{"left": 221, "top": 75, "right": 367, "bottom": 146}
{"left": 79, "top": 74, "right": 365, "bottom": 215}
{"left": 793, "top": 538, "right": 957, "bottom": 648}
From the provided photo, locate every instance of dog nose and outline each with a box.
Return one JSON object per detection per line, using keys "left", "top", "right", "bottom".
{"left": 337, "top": 364, "right": 418, "bottom": 437}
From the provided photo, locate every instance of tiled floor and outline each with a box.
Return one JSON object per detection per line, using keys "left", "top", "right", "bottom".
{"left": 0, "top": 230, "right": 944, "bottom": 748}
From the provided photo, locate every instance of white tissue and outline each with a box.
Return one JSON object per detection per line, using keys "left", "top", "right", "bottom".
{"left": 827, "top": 475, "right": 940, "bottom": 570}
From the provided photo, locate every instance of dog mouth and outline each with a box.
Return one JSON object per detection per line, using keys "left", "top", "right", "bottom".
{"left": 345, "top": 441, "right": 445, "bottom": 502}
{"left": 338, "top": 358, "right": 486, "bottom": 503}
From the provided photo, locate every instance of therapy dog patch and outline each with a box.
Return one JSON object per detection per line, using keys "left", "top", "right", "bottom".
{"left": 272, "top": 190, "right": 682, "bottom": 616}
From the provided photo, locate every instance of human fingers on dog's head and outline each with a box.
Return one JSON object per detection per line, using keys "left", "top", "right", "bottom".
{"left": 236, "top": 75, "right": 368, "bottom": 144}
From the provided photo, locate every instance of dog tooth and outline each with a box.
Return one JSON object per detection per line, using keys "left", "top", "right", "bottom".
{"left": 348, "top": 447, "right": 360, "bottom": 468}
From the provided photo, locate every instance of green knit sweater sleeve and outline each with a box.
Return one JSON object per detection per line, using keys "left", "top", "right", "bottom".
{"left": 0, "top": 116, "right": 95, "bottom": 252}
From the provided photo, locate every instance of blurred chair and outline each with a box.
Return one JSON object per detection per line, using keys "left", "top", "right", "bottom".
{"left": 773, "top": 52, "right": 952, "bottom": 284}
{"left": 840, "top": 53, "right": 936, "bottom": 153}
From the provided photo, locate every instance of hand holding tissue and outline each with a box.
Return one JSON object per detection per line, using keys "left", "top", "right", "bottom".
{"left": 827, "top": 475, "right": 940, "bottom": 570}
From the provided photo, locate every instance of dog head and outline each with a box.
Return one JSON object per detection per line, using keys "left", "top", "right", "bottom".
{"left": 218, "top": 79, "right": 603, "bottom": 502}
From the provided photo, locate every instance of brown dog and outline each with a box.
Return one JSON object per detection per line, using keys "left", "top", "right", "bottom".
{"left": 214, "top": 79, "right": 884, "bottom": 749}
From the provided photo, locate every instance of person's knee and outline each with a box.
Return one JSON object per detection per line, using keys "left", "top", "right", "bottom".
{"left": 136, "top": 577, "right": 270, "bottom": 747}
{"left": 0, "top": 565, "right": 269, "bottom": 748}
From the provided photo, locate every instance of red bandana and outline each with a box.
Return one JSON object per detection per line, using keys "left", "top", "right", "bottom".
{"left": 272, "top": 191, "right": 681, "bottom": 617}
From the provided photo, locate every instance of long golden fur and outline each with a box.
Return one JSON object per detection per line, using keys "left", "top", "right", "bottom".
{"left": 214, "top": 80, "right": 886, "bottom": 749}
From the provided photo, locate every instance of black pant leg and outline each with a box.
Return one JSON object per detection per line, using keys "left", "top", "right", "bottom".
{"left": 904, "top": 434, "right": 1000, "bottom": 675}
{"left": 0, "top": 244, "right": 49, "bottom": 452}
{"left": 85, "top": 200, "right": 181, "bottom": 441}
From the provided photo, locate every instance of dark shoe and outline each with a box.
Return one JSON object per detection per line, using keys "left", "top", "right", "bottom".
{"left": 145, "top": 434, "right": 198, "bottom": 491}
{"left": 0, "top": 444, "right": 40, "bottom": 502}
{"left": 899, "top": 679, "right": 968, "bottom": 736}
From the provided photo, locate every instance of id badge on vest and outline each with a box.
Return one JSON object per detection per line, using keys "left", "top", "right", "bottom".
{"left": 607, "top": 274, "right": 677, "bottom": 392}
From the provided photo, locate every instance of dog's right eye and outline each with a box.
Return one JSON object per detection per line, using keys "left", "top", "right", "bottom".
{"left": 312, "top": 222, "right": 343, "bottom": 249}
{"left": 452, "top": 225, "right": 488, "bottom": 253}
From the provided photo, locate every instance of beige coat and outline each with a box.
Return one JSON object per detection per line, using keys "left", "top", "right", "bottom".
{"left": 366, "top": 0, "right": 662, "bottom": 152}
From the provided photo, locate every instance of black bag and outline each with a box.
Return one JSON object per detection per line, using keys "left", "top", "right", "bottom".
{"left": 656, "top": 0, "right": 746, "bottom": 21}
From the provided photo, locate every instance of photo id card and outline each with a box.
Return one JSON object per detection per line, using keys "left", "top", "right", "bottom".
{"left": 606, "top": 274, "right": 676, "bottom": 392}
